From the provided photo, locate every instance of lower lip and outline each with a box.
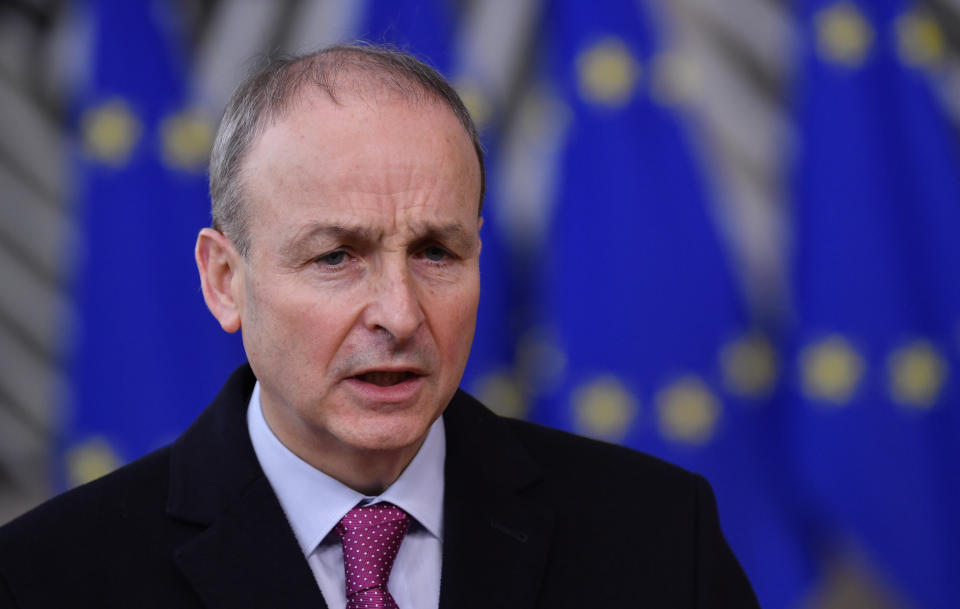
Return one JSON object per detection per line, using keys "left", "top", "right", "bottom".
{"left": 344, "top": 375, "right": 425, "bottom": 403}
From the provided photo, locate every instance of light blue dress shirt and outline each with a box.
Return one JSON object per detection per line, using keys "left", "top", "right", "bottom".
{"left": 247, "top": 382, "right": 445, "bottom": 609}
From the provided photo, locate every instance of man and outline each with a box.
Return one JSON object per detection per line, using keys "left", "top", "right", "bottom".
{"left": 0, "top": 45, "right": 760, "bottom": 608}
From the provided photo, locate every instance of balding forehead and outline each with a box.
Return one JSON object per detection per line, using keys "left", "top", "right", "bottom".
{"left": 209, "top": 44, "right": 486, "bottom": 257}
{"left": 263, "top": 50, "right": 453, "bottom": 129}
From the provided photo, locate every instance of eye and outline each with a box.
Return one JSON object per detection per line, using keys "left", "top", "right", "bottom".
{"left": 423, "top": 245, "right": 450, "bottom": 262}
{"left": 317, "top": 250, "right": 348, "bottom": 266}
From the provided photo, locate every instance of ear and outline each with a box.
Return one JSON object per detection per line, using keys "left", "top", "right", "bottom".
{"left": 195, "top": 228, "right": 243, "bottom": 333}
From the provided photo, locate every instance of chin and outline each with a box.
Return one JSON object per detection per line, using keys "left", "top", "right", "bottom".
{"left": 333, "top": 411, "right": 437, "bottom": 454}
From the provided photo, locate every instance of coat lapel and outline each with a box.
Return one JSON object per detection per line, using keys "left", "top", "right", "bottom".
{"left": 165, "top": 365, "right": 327, "bottom": 609}
{"left": 172, "top": 475, "right": 327, "bottom": 609}
{"left": 439, "top": 391, "right": 556, "bottom": 609}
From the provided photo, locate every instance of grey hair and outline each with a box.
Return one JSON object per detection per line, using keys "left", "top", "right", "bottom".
{"left": 208, "top": 43, "right": 486, "bottom": 257}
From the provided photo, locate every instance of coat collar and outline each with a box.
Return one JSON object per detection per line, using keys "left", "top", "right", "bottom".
{"left": 439, "top": 391, "right": 556, "bottom": 609}
{"left": 165, "top": 364, "right": 556, "bottom": 609}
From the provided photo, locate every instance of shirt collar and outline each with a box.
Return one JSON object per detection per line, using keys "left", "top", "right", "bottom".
{"left": 247, "top": 381, "right": 445, "bottom": 556}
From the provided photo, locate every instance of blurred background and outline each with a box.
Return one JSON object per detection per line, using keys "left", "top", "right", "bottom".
{"left": 1, "top": 0, "right": 959, "bottom": 607}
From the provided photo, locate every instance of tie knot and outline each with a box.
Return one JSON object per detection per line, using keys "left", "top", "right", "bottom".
{"left": 335, "top": 502, "right": 411, "bottom": 604}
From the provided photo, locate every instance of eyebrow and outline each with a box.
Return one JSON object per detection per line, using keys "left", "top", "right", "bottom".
{"left": 280, "top": 223, "right": 381, "bottom": 261}
{"left": 408, "top": 222, "right": 473, "bottom": 249}
{"left": 280, "top": 221, "right": 475, "bottom": 260}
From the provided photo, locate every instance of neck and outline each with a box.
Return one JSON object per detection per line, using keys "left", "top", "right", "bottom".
{"left": 259, "top": 398, "right": 426, "bottom": 495}
{"left": 317, "top": 442, "right": 425, "bottom": 496}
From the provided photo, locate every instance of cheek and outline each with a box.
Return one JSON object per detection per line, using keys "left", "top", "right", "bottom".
{"left": 245, "top": 282, "right": 351, "bottom": 364}
{"left": 285, "top": 296, "right": 359, "bottom": 361}
{"left": 433, "top": 279, "right": 480, "bottom": 359}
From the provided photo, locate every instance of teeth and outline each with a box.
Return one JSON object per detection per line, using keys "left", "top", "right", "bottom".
{"left": 359, "top": 371, "right": 412, "bottom": 386}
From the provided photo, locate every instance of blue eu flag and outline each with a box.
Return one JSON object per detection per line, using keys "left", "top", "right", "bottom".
{"left": 789, "top": 2, "right": 960, "bottom": 607}
{"left": 529, "top": 1, "right": 815, "bottom": 607}
{"left": 64, "top": 0, "right": 244, "bottom": 484}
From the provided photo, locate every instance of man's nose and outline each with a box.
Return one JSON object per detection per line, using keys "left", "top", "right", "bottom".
{"left": 364, "top": 263, "right": 425, "bottom": 344}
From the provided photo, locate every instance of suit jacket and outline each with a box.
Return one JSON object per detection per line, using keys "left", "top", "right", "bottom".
{"left": 0, "top": 364, "right": 759, "bottom": 608}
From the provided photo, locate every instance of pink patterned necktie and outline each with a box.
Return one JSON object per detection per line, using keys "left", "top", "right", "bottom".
{"left": 335, "top": 502, "right": 411, "bottom": 609}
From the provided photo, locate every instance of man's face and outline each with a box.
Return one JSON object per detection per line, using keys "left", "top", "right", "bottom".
{"left": 235, "top": 91, "right": 481, "bottom": 463}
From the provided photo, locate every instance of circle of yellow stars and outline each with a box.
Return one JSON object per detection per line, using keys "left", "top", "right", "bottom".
{"left": 800, "top": 335, "right": 865, "bottom": 405}
{"left": 722, "top": 333, "right": 778, "bottom": 399}
{"left": 798, "top": 335, "right": 949, "bottom": 411}
{"left": 471, "top": 324, "right": 950, "bottom": 446}
{"left": 80, "top": 99, "right": 214, "bottom": 171}
{"left": 656, "top": 375, "right": 721, "bottom": 445}
{"left": 571, "top": 375, "right": 638, "bottom": 442}
{"left": 895, "top": 9, "right": 944, "bottom": 68}
{"left": 160, "top": 110, "right": 215, "bottom": 171}
{"left": 65, "top": 437, "right": 122, "bottom": 487}
{"left": 81, "top": 98, "right": 142, "bottom": 166}
{"left": 815, "top": 2, "right": 875, "bottom": 67}
{"left": 454, "top": 79, "right": 493, "bottom": 130}
{"left": 473, "top": 370, "right": 527, "bottom": 419}
{"left": 887, "top": 339, "right": 946, "bottom": 408}
{"left": 814, "top": 2, "right": 946, "bottom": 72}
{"left": 576, "top": 37, "right": 641, "bottom": 108}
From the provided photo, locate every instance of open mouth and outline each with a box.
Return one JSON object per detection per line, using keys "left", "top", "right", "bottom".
{"left": 353, "top": 371, "right": 419, "bottom": 387}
